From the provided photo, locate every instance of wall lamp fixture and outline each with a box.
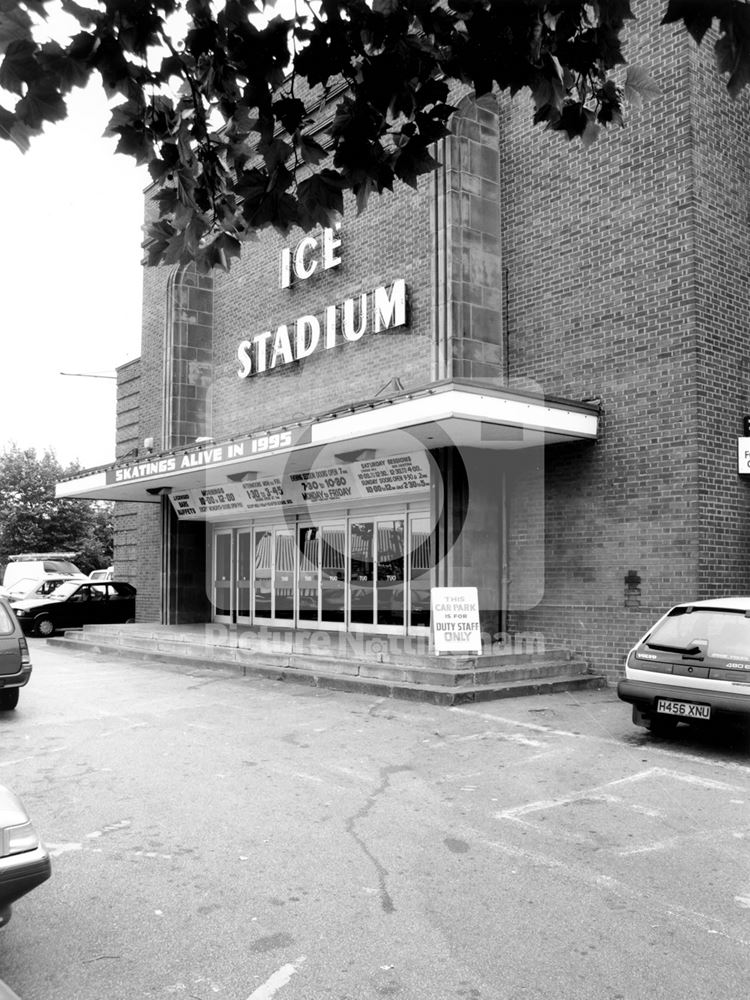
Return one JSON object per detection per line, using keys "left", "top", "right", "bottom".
{"left": 334, "top": 448, "right": 376, "bottom": 464}
{"left": 227, "top": 471, "right": 260, "bottom": 483}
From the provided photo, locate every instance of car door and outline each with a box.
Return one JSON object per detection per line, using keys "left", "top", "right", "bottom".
{"left": 58, "top": 585, "right": 93, "bottom": 629}
{"left": 105, "top": 583, "right": 135, "bottom": 623}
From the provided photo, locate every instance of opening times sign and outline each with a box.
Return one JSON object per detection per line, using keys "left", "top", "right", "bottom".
{"left": 169, "top": 452, "right": 431, "bottom": 519}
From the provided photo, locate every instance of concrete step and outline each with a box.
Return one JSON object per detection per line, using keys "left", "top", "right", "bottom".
{"left": 48, "top": 628, "right": 607, "bottom": 704}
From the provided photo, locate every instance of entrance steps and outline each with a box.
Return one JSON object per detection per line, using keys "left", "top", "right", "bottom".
{"left": 47, "top": 622, "right": 606, "bottom": 704}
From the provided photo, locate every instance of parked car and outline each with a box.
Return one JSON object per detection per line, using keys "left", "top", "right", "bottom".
{"left": 88, "top": 567, "right": 114, "bottom": 582}
{"left": 618, "top": 597, "right": 750, "bottom": 734}
{"left": 0, "top": 785, "right": 51, "bottom": 927}
{"left": 0, "top": 597, "right": 32, "bottom": 712}
{"left": 13, "top": 581, "right": 136, "bottom": 637}
{"left": 5, "top": 575, "right": 80, "bottom": 604}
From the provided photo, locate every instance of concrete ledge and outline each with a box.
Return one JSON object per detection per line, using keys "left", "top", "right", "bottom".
{"left": 47, "top": 632, "right": 607, "bottom": 704}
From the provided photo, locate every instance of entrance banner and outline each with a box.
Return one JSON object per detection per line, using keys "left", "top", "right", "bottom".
{"left": 431, "top": 587, "right": 482, "bottom": 655}
{"left": 167, "top": 451, "right": 432, "bottom": 519}
{"left": 108, "top": 428, "right": 305, "bottom": 485}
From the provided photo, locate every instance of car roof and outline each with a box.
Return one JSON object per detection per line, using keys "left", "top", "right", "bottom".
{"left": 671, "top": 597, "right": 750, "bottom": 611}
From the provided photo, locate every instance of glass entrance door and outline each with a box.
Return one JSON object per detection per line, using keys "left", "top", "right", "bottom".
{"left": 214, "top": 508, "right": 428, "bottom": 633}
{"left": 236, "top": 529, "right": 252, "bottom": 624}
{"left": 274, "top": 527, "right": 295, "bottom": 621}
{"left": 213, "top": 529, "right": 233, "bottom": 622}
{"left": 297, "top": 522, "right": 346, "bottom": 629}
{"left": 348, "top": 518, "right": 406, "bottom": 632}
{"left": 298, "top": 526, "right": 320, "bottom": 623}
{"left": 320, "top": 523, "right": 346, "bottom": 627}
{"left": 253, "top": 527, "right": 273, "bottom": 620}
{"left": 408, "top": 514, "right": 432, "bottom": 631}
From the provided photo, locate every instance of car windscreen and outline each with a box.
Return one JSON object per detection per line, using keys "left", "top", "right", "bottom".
{"left": 646, "top": 608, "right": 750, "bottom": 659}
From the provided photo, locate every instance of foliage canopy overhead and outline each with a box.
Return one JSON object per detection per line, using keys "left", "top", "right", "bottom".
{"left": 0, "top": 1, "right": 746, "bottom": 272}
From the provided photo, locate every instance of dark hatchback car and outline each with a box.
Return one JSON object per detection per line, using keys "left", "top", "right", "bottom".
{"left": 13, "top": 581, "right": 136, "bottom": 637}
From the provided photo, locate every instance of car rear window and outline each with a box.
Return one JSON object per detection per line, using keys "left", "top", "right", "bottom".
{"left": 0, "top": 602, "right": 16, "bottom": 635}
{"left": 646, "top": 608, "right": 750, "bottom": 659}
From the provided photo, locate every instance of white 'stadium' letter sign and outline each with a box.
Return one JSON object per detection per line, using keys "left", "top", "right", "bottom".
{"left": 237, "top": 227, "right": 408, "bottom": 378}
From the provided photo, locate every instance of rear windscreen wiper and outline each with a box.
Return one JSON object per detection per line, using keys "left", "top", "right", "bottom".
{"left": 645, "top": 642, "right": 702, "bottom": 656}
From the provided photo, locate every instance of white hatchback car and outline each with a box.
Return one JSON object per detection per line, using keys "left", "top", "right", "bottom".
{"left": 618, "top": 597, "right": 750, "bottom": 734}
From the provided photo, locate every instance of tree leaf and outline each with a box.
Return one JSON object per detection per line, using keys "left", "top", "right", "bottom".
{"left": 661, "top": 1, "right": 717, "bottom": 45}
{"left": 297, "top": 132, "right": 328, "bottom": 165}
{"left": 0, "top": 39, "right": 41, "bottom": 95}
{"left": 14, "top": 79, "right": 67, "bottom": 129}
{"left": 715, "top": 6, "right": 750, "bottom": 100}
{"left": 0, "top": 6, "right": 33, "bottom": 56}
{"left": 372, "top": 0, "right": 400, "bottom": 15}
{"left": 624, "top": 64, "right": 661, "bottom": 107}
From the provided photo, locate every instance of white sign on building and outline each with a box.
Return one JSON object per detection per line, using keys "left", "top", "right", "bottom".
{"left": 738, "top": 438, "right": 750, "bottom": 475}
{"left": 431, "top": 587, "right": 482, "bottom": 655}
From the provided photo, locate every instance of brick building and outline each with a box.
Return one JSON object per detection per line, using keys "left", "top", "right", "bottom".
{"left": 58, "top": 8, "right": 750, "bottom": 682}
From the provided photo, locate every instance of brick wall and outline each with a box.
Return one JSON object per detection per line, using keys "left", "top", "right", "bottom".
{"left": 210, "top": 181, "right": 433, "bottom": 439}
{"left": 114, "top": 222, "right": 170, "bottom": 622}
{"left": 502, "top": 5, "right": 750, "bottom": 677}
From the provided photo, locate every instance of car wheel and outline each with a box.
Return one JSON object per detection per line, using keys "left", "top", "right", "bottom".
{"left": 35, "top": 616, "right": 55, "bottom": 637}
{"left": 0, "top": 688, "right": 19, "bottom": 711}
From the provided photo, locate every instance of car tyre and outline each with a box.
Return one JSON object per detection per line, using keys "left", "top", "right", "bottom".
{"left": 0, "top": 688, "right": 19, "bottom": 711}
{"left": 34, "top": 616, "right": 55, "bottom": 637}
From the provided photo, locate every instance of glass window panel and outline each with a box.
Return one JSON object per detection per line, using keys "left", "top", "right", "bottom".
{"left": 409, "top": 517, "right": 432, "bottom": 628}
{"left": 321, "top": 524, "right": 346, "bottom": 624}
{"left": 377, "top": 519, "right": 405, "bottom": 626}
{"left": 254, "top": 529, "right": 272, "bottom": 619}
{"left": 298, "top": 526, "right": 319, "bottom": 622}
{"left": 349, "top": 522, "right": 374, "bottom": 625}
{"left": 274, "top": 528, "right": 295, "bottom": 620}
{"left": 237, "top": 532, "right": 252, "bottom": 617}
{"left": 214, "top": 532, "right": 232, "bottom": 617}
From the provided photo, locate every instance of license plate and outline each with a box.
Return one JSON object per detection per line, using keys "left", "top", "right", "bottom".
{"left": 656, "top": 699, "right": 711, "bottom": 720}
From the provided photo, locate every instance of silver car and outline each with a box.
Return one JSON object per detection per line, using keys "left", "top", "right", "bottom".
{"left": 618, "top": 597, "right": 750, "bottom": 734}
{"left": 0, "top": 785, "right": 51, "bottom": 926}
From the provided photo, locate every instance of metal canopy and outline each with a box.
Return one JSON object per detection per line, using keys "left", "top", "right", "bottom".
{"left": 56, "top": 380, "right": 599, "bottom": 503}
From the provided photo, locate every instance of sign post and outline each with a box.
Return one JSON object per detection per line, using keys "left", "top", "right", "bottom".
{"left": 431, "top": 587, "right": 482, "bottom": 655}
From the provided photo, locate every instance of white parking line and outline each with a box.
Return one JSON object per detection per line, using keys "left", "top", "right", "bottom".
{"left": 450, "top": 706, "right": 750, "bottom": 777}
{"left": 246, "top": 957, "right": 306, "bottom": 1000}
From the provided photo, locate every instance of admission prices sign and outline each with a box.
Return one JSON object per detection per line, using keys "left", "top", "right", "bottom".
{"left": 431, "top": 587, "right": 482, "bottom": 655}
{"left": 168, "top": 452, "right": 431, "bottom": 520}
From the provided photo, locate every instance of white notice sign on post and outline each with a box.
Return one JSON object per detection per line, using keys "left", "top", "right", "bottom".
{"left": 431, "top": 587, "right": 482, "bottom": 655}
{"left": 738, "top": 438, "right": 750, "bottom": 475}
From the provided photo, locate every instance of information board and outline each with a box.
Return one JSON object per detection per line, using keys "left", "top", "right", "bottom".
{"left": 167, "top": 450, "right": 432, "bottom": 519}
{"left": 431, "top": 587, "right": 482, "bottom": 655}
